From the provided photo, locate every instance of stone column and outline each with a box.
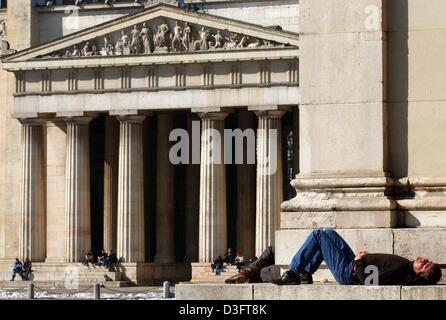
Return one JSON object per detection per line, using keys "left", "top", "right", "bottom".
{"left": 255, "top": 110, "right": 284, "bottom": 257}
{"left": 155, "top": 113, "right": 176, "bottom": 263}
{"left": 292, "top": 107, "right": 300, "bottom": 178}
{"left": 117, "top": 115, "right": 145, "bottom": 263}
{"left": 236, "top": 111, "right": 256, "bottom": 259}
{"left": 65, "top": 117, "right": 92, "bottom": 263}
{"left": 184, "top": 113, "right": 200, "bottom": 263}
{"left": 103, "top": 117, "right": 119, "bottom": 252}
{"left": 198, "top": 112, "right": 228, "bottom": 263}
{"left": 19, "top": 119, "right": 46, "bottom": 262}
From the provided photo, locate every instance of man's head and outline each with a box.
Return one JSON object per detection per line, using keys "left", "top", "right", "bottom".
{"left": 413, "top": 257, "right": 442, "bottom": 284}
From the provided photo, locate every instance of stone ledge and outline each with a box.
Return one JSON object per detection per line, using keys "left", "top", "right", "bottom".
{"left": 175, "top": 283, "right": 446, "bottom": 300}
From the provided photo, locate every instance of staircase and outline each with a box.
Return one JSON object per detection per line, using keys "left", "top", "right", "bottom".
{"left": 0, "top": 263, "right": 132, "bottom": 288}
{"left": 191, "top": 265, "right": 241, "bottom": 283}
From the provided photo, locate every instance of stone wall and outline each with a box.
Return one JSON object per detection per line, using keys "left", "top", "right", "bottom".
{"left": 387, "top": 0, "right": 446, "bottom": 178}
{"left": 37, "top": 0, "right": 298, "bottom": 44}
{"left": 195, "top": 0, "right": 299, "bottom": 33}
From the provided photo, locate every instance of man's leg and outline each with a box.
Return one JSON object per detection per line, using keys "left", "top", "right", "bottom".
{"left": 225, "top": 247, "right": 275, "bottom": 284}
{"left": 290, "top": 229, "right": 355, "bottom": 284}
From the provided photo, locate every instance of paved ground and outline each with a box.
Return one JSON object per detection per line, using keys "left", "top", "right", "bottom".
{"left": 0, "top": 285, "right": 174, "bottom": 300}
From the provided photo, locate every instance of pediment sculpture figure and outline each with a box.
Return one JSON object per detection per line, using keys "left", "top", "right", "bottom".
{"left": 213, "top": 30, "right": 224, "bottom": 49}
{"left": 130, "top": 25, "right": 143, "bottom": 54}
{"left": 82, "top": 41, "right": 93, "bottom": 56}
{"left": 182, "top": 22, "right": 191, "bottom": 51}
{"left": 0, "top": 20, "right": 6, "bottom": 39}
{"left": 223, "top": 33, "right": 239, "bottom": 50}
{"left": 140, "top": 22, "right": 153, "bottom": 54}
{"left": 72, "top": 45, "right": 81, "bottom": 56}
{"left": 154, "top": 21, "right": 170, "bottom": 51}
{"left": 171, "top": 21, "right": 183, "bottom": 52}
{"left": 103, "top": 36, "right": 115, "bottom": 56}
{"left": 120, "top": 30, "right": 131, "bottom": 55}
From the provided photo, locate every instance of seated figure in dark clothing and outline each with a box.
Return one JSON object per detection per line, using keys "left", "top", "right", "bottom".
{"left": 105, "top": 250, "right": 118, "bottom": 271}
{"left": 211, "top": 256, "right": 224, "bottom": 274}
{"left": 226, "top": 229, "right": 442, "bottom": 286}
{"left": 224, "top": 248, "right": 235, "bottom": 265}
{"left": 21, "top": 258, "right": 32, "bottom": 281}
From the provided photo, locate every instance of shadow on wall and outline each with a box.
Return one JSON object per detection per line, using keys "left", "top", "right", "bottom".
{"left": 387, "top": 0, "right": 409, "bottom": 180}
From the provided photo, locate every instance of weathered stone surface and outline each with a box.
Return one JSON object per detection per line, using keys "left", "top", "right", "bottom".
{"left": 254, "top": 284, "right": 400, "bottom": 300}
{"left": 401, "top": 286, "right": 446, "bottom": 300}
{"left": 175, "top": 283, "right": 446, "bottom": 300}
{"left": 393, "top": 229, "right": 446, "bottom": 263}
{"left": 175, "top": 284, "right": 253, "bottom": 300}
{"left": 281, "top": 211, "right": 396, "bottom": 229}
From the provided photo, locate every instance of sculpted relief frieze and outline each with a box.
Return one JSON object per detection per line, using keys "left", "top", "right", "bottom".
{"left": 0, "top": 20, "right": 17, "bottom": 57}
{"left": 40, "top": 18, "right": 290, "bottom": 59}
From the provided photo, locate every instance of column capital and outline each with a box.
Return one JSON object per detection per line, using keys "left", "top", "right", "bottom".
{"left": 254, "top": 110, "right": 286, "bottom": 119}
{"left": 19, "top": 118, "right": 47, "bottom": 126}
{"left": 116, "top": 115, "right": 146, "bottom": 124}
{"left": 64, "top": 117, "right": 93, "bottom": 125}
{"left": 197, "top": 112, "right": 229, "bottom": 121}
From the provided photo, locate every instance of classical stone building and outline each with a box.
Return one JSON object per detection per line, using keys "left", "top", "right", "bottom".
{"left": 0, "top": 0, "right": 445, "bottom": 287}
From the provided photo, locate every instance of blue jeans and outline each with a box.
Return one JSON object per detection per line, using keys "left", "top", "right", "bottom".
{"left": 289, "top": 229, "right": 355, "bottom": 285}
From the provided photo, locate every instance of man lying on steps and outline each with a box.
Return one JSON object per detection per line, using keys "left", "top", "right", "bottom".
{"left": 225, "top": 229, "right": 442, "bottom": 286}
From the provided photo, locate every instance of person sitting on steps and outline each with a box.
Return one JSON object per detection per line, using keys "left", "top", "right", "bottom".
{"left": 211, "top": 256, "right": 224, "bottom": 274}
{"left": 84, "top": 250, "right": 94, "bottom": 268}
{"left": 21, "top": 258, "right": 32, "bottom": 281}
{"left": 234, "top": 251, "right": 245, "bottom": 272}
{"left": 226, "top": 228, "right": 442, "bottom": 286}
{"left": 10, "top": 258, "right": 23, "bottom": 281}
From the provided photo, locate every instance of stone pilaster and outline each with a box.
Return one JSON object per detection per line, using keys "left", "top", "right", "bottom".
{"left": 19, "top": 119, "right": 46, "bottom": 262}
{"left": 155, "top": 113, "right": 176, "bottom": 263}
{"left": 117, "top": 115, "right": 145, "bottom": 263}
{"left": 45, "top": 120, "right": 66, "bottom": 263}
{"left": 236, "top": 111, "right": 256, "bottom": 259}
{"left": 198, "top": 112, "right": 228, "bottom": 263}
{"left": 255, "top": 110, "right": 284, "bottom": 256}
{"left": 103, "top": 116, "right": 119, "bottom": 252}
{"left": 184, "top": 113, "right": 200, "bottom": 263}
{"left": 65, "top": 117, "right": 92, "bottom": 263}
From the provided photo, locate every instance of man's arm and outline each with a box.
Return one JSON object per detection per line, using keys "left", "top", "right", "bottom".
{"left": 353, "top": 251, "right": 368, "bottom": 284}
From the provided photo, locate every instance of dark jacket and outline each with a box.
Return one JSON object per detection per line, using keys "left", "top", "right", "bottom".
{"left": 354, "top": 253, "right": 431, "bottom": 285}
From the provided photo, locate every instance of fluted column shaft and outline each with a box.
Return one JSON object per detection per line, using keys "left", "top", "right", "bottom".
{"left": 19, "top": 119, "right": 46, "bottom": 262}
{"left": 117, "top": 115, "right": 146, "bottom": 263}
{"left": 184, "top": 113, "right": 200, "bottom": 262}
{"left": 65, "top": 117, "right": 92, "bottom": 262}
{"left": 155, "top": 113, "right": 176, "bottom": 263}
{"left": 198, "top": 112, "right": 228, "bottom": 263}
{"left": 255, "top": 110, "right": 284, "bottom": 257}
{"left": 103, "top": 117, "right": 119, "bottom": 252}
{"left": 236, "top": 111, "right": 256, "bottom": 259}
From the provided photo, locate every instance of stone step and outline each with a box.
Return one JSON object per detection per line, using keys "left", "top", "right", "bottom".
{"left": 176, "top": 283, "right": 446, "bottom": 300}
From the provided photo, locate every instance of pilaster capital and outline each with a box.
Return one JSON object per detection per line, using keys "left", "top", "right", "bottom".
{"left": 254, "top": 110, "right": 286, "bottom": 119}
{"left": 197, "top": 112, "right": 229, "bottom": 121}
{"left": 64, "top": 117, "right": 93, "bottom": 125}
{"left": 18, "top": 118, "right": 47, "bottom": 126}
{"left": 116, "top": 115, "right": 147, "bottom": 124}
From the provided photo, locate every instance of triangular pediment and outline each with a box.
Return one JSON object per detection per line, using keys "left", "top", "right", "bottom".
{"left": 3, "top": 3, "right": 298, "bottom": 63}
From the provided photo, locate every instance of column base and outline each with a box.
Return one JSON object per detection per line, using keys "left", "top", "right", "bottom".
{"left": 281, "top": 175, "right": 397, "bottom": 229}
{"left": 394, "top": 177, "right": 446, "bottom": 227}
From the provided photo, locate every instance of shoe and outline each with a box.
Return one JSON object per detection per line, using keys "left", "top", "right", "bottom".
{"left": 300, "top": 271, "right": 313, "bottom": 284}
{"left": 225, "top": 268, "right": 253, "bottom": 284}
{"left": 271, "top": 270, "right": 301, "bottom": 286}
